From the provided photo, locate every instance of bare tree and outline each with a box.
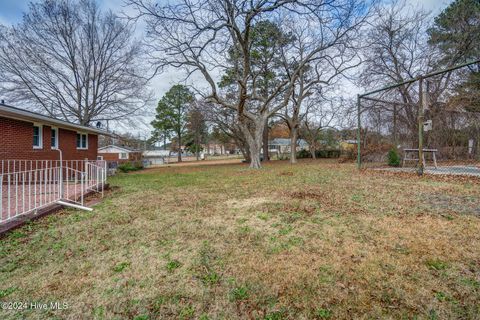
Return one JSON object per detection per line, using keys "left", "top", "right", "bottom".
{"left": 279, "top": 20, "right": 362, "bottom": 163}
{"left": 301, "top": 96, "right": 342, "bottom": 158}
{"left": 0, "top": 0, "right": 151, "bottom": 126}
{"left": 357, "top": 0, "right": 480, "bottom": 167}
{"left": 128, "top": 0, "right": 369, "bottom": 168}
{"left": 358, "top": 1, "right": 451, "bottom": 141}
{"left": 203, "top": 103, "right": 250, "bottom": 161}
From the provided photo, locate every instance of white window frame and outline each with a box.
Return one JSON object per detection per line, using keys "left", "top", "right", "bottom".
{"left": 119, "top": 152, "right": 128, "bottom": 160}
{"left": 33, "top": 123, "right": 43, "bottom": 149}
{"left": 76, "top": 132, "right": 88, "bottom": 150}
{"left": 97, "top": 156, "right": 104, "bottom": 160}
{"left": 51, "top": 127, "right": 59, "bottom": 149}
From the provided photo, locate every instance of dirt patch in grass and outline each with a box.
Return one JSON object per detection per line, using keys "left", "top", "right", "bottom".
{"left": 278, "top": 170, "right": 294, "bottom": 176}
{"left": 225, "top": 197, "right": 272, "bottom": 210}
{"left": 287, "top": 188, "right": 345, "bottom": 208}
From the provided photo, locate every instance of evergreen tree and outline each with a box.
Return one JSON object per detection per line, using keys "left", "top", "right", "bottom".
{"left": 428, "top": 0, "right": 480, "bottom": 111}
{"left": 151, "top": 85, "right": 194, "bottom": 162}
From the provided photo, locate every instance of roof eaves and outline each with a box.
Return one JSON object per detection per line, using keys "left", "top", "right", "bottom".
{"left": 98, "top": 145, "right": 139, "bottom": 152}
{"left": 0, "top": 103, "right": 111, "bottom": 135}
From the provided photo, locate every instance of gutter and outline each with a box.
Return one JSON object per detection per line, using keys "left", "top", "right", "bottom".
{"left": 0, "top": 103, "right": 112, "bottom": 136}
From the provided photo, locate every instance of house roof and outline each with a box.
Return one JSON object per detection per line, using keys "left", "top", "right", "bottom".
{"left": 98, "top": 145, "right": 139, "bottom": 153}
{"left": 0, "top": 102, "right": 110, "bottom": 135}
{"left": 269, "top": 138, "right": 309, "bottom": 147}
{"left": 143, "top": 150, "right": 170, "bottom": 157}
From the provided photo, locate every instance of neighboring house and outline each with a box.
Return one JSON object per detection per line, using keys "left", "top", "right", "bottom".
{"left": 203, "top": 142, "right": 239, "bottom": 155}
{"left": 0, "top": 102, "right": 106, "bottom": 161}
{"left": 204, "top": 143, "right": 226, "bottom": 155}
{"left": 143, "top": 150, "right": 170, "bottom": 166}
{"left": 268, "top": 138, "right": 309, "bottom": 154}
{"left": 97, "top": 145, "right": 142, "bottom": 163}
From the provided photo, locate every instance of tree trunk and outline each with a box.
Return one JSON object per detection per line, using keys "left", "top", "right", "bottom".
{"left": 263, "top": 119, "right": 270, "bottom": 162}
{"left": 476, "top": 122, "right": 480, "bottom": 161}
{"left": 178, "top": 132, "right": 182, "bottom": 162}
{"left": 393, "top": 104, "right": 398, "bottom": 146}
{"left": 290, "top": 126, "right": 298, "bottom": 164}
{"left": 234, "top": 135, "right": 250, "bottom": 162}
{"left": 249, "top": 145, "right": 262, "bottom": 168}
{"left": 311, "top": 146, "right": 317, "bottom": 159}
{"left": 240, "top": 147, "right": 250, "bottom": 162}
{"left": 195, "top": 137, "right": 200, "bottom": 161}
{"left": 239, "top": 117, "right": 265, "bottom": 169}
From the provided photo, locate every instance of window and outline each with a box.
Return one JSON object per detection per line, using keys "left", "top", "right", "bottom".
{"left": 119, "top": 152, "right": 128, "bottom": 160}
{"left": 97, "top": 156, "right": 104, "bottom": 160}
{"left": 76, "top": 133, "right": 88, "bottom": 149}
{"left": 33, "top": 124, "right": 43, "bottom": 149}
{"left": 51, "top": 127, "right": 58, "bottom": 149}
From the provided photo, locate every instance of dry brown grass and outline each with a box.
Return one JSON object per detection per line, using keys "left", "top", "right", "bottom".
{"left": 0, "top": 159, "right": 479, "bottom": 319}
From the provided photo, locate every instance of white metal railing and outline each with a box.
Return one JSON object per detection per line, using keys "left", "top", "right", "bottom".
{"left": 1, "top": 160, "right": 107, "bottom": 224}
{"left": 0, "top": 159, "right": 106, "bottom": 175}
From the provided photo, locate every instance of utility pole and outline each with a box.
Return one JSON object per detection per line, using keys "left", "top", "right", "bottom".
{"left": 417, "top": 78, "right": 424, "bottom": 176}
{"left": 393, "top": 104, "right": 398, "bottom": 146}
{"left": 357, "top": 94, "right": 362, "bottom": 170}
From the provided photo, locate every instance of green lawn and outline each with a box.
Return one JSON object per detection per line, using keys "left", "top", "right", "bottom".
{"left": 1, "top": 160, "right": 479, "bottom": 319}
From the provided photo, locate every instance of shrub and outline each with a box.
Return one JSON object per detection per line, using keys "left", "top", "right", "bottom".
{"left": 315, "top": 149, "right": 341, "bottom": 158}
{"left": 118, "top": 162, "right": 135, "bottom": 173}
{"left": 118, "top": 161, "right": 143, "bottom": 173}
{"left": 133, "top": 161, "right": 144, "bottom": 170}
{"left": 362, "top": 144, "right": 392, "bottom": 162}
{"left": 387, "top": 148, "right": 401, "bottom": 167}
{"left": 340, "top": 147, "right": 357, "bottom": 161}
{"left": 277, "top": 153, "right": 289, "bottom": 160}
{"left": 296, "top": 149, "right": 311, "bottom": 159}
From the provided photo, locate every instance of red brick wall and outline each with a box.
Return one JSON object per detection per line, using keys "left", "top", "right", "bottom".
{"left": 99, "top": 151, "right": 142, "bottom": 163}
{"left": 0, "top": 116, "right": 98, "bottom": 161}
{"left": 100, "top": 153, "right": 120, "bottom": 161}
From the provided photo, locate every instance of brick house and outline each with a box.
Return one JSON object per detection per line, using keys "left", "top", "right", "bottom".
{"left": 0, "top": 102, "right": 108, "bottom": 161}
{"left": 97, "top": 145, "right": 142, "bottom": 163}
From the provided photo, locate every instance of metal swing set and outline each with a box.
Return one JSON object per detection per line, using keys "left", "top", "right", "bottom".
{"left": 356, "top": 59, "right": 480, "bottom": 176}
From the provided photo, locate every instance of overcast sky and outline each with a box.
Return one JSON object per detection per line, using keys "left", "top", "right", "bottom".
{"left": 0, "top": 0, "right": 450, "bottom": 24}
{"left": 0, "top": 0, "right": 453, "bottom": 137}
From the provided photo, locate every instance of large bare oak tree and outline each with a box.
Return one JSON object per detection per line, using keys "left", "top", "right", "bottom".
{"left": 0, "top": 0, "right": 151, "bottom": 126}
{"left": 128, "top": 0, "right": 369, "bottom": 168}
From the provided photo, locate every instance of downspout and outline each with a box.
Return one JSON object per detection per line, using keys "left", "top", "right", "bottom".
{"left": 357, "top": 95, "right": 362, "bottom": 170}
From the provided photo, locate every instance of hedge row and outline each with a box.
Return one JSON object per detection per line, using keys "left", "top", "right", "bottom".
{"left": 296, "top": 149, "right": 341, "bottom": 159}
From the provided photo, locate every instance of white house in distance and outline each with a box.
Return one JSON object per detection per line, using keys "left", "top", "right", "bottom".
{"left": 143, "top": 150, "right": 171, "bottom": 167}
{"left": 268, "top": 138, "right": 309, "bottom": 154}
{"left": 97, "top": 145, "right": 142, "bottom": 163}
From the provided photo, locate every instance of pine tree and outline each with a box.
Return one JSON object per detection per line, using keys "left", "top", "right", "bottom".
{"left": 151, "top": 85, "right": 194, "bottom": 162}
